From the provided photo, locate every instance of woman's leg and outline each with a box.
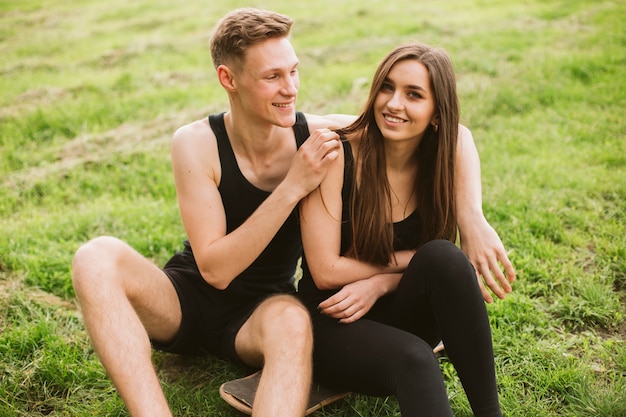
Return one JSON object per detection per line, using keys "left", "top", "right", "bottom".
{"left": 387, "top": 239, "right": 502, "bottom": 417}
{"left": 310, "top": 313, "right": 454, "bottom": 417}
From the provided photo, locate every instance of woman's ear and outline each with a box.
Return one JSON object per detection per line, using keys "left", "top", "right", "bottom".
{"left": 431, "top": 115, "right": 440, "bottom": 132}
{"left": 217, "top": 64, "right": 237, "bottom": 92}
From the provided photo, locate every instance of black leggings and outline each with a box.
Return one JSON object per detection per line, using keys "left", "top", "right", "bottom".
{"left": 309, "top": 240, "right": 502, "bottom": 417}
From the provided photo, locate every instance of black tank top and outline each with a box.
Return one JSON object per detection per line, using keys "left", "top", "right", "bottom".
{"left": 298, "top": 139, "right": 421, "bottom": 307}
{"left": 182, "top": 112, "right": 310, "bottom": 301}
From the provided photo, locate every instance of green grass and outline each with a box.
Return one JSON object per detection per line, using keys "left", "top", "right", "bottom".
{"left": 1, "top": 0, "right": 625, "bottom": 415}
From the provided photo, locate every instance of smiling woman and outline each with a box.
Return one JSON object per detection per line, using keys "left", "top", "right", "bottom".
{"left": 297, "top": 42, "right": 513, "bottom": 417}
{"left": 374, "top": 60, "right": 438, "bottom": 149}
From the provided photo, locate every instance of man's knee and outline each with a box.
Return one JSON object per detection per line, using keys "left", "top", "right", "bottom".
{"left": 259, "top": 295, "right": 312, "bottom": 346}
{"left": 72, "top": 235, "right": 127, "bottom": 294}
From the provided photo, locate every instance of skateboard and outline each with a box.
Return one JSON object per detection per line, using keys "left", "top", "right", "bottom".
{"left": 219, "top": 371, "right": 349, "bottom": 415}
{"left": 220, "top": 341, "right": 445, "bottom": 414}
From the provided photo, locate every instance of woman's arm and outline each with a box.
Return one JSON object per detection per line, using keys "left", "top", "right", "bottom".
{"left": 455, "top": 125, "right": 516, "bottom": 302}
{"left": 300, "top": 143, "right": 405, "bottom": 291}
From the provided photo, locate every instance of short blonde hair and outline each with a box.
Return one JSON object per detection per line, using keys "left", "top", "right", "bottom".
{"left": 210, "top": 8, "right": 293, "bottom": 70}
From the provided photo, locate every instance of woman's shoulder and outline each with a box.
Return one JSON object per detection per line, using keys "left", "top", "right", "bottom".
{"left": 303, "top": 113, "right": 356, "bottom": 131}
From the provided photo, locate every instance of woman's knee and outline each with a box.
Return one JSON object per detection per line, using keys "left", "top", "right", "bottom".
{"left": 413, "top": 239, "right": 477, "bottom": 287}
{"left": 417, "top": 239, "right": 465, "bottom": 265}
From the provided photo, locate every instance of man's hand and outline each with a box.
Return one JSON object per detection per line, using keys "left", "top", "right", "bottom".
{"left": 460, "top": 217, "right": 516, "bottom": 303}
{"left": 284, "top": 128, "right": 340, "bottom": 199}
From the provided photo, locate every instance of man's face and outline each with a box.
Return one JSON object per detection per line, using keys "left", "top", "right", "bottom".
{"left": 234, "top": 36, "right": 300, "bottom": 127}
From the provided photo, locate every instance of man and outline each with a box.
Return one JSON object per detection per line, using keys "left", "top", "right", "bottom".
{"left": 72, "top": 8, "right": 348, "bottom": 417}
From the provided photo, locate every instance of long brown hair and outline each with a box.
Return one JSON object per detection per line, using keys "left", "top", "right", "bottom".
{"left": 338, "top": 43, "right": 459, "bottom": 265}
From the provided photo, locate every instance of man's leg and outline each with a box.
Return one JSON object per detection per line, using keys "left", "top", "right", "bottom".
{"left": 72, "top": 236, "right": 182, "bottom": 417}
{"left": 235, "top": 294, "right": 313, "bottom": 417}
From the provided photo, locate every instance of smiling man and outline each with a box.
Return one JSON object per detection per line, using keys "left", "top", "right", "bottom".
{"left": 71, "top": 8, "right": 348, "bottom": 417}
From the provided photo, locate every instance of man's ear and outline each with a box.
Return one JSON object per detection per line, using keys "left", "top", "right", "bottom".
{"left": 217, "top": 64, "right": 237, "bottom": 92}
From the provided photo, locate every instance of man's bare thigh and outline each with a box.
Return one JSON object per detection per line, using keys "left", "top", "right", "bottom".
{"left": 116, "top": 239, "right": 182, "bottom": 342}
{"left": 234, "top": 294, "right": 308, "bottom": 367}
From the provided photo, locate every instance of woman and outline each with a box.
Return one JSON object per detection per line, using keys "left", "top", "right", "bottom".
{"left": 298, "top": 43, "right": 515, "bottom": 416}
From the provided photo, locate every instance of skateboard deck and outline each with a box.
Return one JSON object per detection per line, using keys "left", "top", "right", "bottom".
{"left": 219, "top": 371, "right": 349, "bottom": 415}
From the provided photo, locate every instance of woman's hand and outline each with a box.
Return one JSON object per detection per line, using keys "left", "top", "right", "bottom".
{"left": 460, "top": 217, "right": 516, "bottom": 303}
{"left": 318, "top": 274, "right": 400, "bottom": 323}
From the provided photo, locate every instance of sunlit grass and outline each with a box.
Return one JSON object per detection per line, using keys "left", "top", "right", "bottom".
{"left": 1, "top": 0, "right": 624, "bottom": 415}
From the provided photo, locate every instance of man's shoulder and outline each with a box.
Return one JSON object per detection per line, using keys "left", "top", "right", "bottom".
{"left": 302, "top": 113, "right": 356, "bottom": 131}
{"left": 173, "top": 117, "right": 215, "bottom": 144}
{"left": 171, "top": 117, "right": 220, "bottom": 164}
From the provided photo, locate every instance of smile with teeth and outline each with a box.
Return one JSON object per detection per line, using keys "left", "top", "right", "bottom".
{"left": 384, "top": 114, "right": 406, "bottom": 123}
{"left": 273, "top": 103, "right": 292, "bottom": 108}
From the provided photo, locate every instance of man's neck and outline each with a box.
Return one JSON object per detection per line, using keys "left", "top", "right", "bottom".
{"left": 224, "top": 111, "right": 288, "bottom": 156}
{"left": 222, "top": 111, "right": 296, "bottom": 191}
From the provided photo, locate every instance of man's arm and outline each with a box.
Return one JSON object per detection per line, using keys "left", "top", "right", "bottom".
{"left": 171, "top": 120, "right": 340, "bottom": 290}
{"left": 455, "top": 125, "right": 516, "bottom": 303}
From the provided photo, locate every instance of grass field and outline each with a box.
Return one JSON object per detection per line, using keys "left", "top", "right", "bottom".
{"left": 1, "top": 0, "right": 625, "bottom": 416}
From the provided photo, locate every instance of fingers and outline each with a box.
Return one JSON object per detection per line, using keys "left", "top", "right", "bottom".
{"left": 501, "top": 251, "right": 516, "bottom": 283}
{"left": 301, "top": 129, "right": 341, "bottom": 169}
{"left": 287, "top": 129, "right": 340, "bottom": 196}
{"left": 474, "top": 250, "right": 516, "bottom": 303}
{"left": 311, "top": 129, "right": 341, "bottom": 162}
{"left": 317, "top": 291, "right": 343, "bottom": 312}
{"left": 318, "top": 292, "right": 349, "bottom": 317}
{"left": 475, "top": 267, "right": 494, "bottom": 304}
{"left": 478, "top": 261, "right": 506, "bottom": 301}
{"left": 321, "top": 304, "right": 364, "bottom": 324}
{"left": 317, "top": 292, "right": 364, "bottom": 323}
{"left": 488, "top": 257, "right": 512, "bottom": 295}
{"left": 338, "top": 310, "right": 364, "bottom": 324}
{"left": 305, "top": 128, "right": 340, "bottom": 153}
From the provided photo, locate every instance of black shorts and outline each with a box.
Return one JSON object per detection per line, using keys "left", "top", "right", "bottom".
{"left": 153, "top": 251, "right": 285, "bottom": 366}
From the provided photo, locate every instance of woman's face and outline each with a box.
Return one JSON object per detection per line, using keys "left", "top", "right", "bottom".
{"left": 374, "top": 59, "right": 437, "bottom": 144}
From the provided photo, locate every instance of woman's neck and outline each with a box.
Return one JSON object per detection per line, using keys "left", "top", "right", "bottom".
{"left": 384, "top": 138, "right": 420, "bottom": 172}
